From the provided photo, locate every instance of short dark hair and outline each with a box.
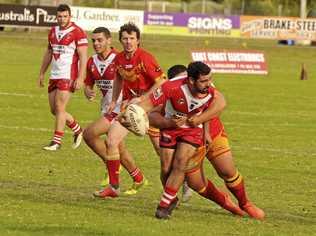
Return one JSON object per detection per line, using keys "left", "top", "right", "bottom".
{"left": 187, "top": 61, "right": 211, "bottom": 81}
{"left": 119, "top": 22, "right": 140, "bottom": 41}
{"left": 57, "top": 4, "right": 71, "bottom": 15}
{"left": 92, "top": 27, "right": 111, "bottom": 38}
{"left": 167, "top": 64, "right": 187, "bottom": 79}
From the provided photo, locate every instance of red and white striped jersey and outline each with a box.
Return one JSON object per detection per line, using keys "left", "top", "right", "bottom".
{"left": 48, "top": 22, "right": 88, "bottom": 80}
{"left": 150, "top": 77, "right": 215, "bottom": 128}
{"left": 85, "top": 50, "right": 122, "bottom": 114}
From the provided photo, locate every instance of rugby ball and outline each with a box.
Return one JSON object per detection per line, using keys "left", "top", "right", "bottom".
{"left": 121, "top": 104, "right": 149, "bottom": 136}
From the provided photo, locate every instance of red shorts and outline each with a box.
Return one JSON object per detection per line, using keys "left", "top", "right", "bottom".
{"left": 48, "top": 79, "right": 74, "bottom": 93}
{"left": 104, "top": 112, "right": 118, "bottom": 123}
{"left": 160, "top": 127, "right": 203, "bottom": 149}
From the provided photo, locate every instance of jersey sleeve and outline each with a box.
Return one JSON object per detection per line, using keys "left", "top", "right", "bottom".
{"left": 75, "top": 27, "right": 88, "bottom": 47}
{"left": 143, "top": 53, "right": 163, "bottom": 82}
{"left": 149, "top": 82, "right": 169, "bottom": 106}
{"left": 84, "top": 58, "right": 95, "bottom": 87}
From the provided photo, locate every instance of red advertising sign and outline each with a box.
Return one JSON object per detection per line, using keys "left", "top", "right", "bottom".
{"left": 191, "top": 50, "right": 268, "bottom": 74}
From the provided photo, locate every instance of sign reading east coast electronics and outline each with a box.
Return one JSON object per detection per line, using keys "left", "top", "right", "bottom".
{"left": 71, "top": 6, "right": 144, "bottom": 32}
{"left": 241, "top": 16, "right": 316, "bottom": 40}
{"left": 0, "top": 4, "right": 56, "bottom": 27}
{"left": 191, "top": 50, "right": 268, "bottom": 74}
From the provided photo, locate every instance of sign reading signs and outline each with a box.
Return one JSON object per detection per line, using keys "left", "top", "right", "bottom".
{"left": 144, "top": 12, "right": 240, "bottom": 37}
{"left": 0, "top": 4, "right": 57, "bottom": 27}
{"left": 191, "top": 50, "right": 268, "bottom": 74}
{"left": 241, "top": 16, "right": 316, "bottom": 41}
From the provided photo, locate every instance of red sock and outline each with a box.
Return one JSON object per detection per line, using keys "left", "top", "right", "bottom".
{"left": 129, "top": 167, "right": 144, "bottom": 183}
{"left": 106, "top": 160, "right": 120, "bottom": 188}
{"left": 53, "top": 130, "right": 64, "bottom": 145}
{"left": 227, "top": 180, "right": 248, "bottom": 207}
{"left": 199, "top": 179, "right": 225, "bottom": 206}
{"left": 159, "top": 186, "right": 178, "bottom": 208}
{"left": 67, "top": 120, "right": 81, "bottom": 135}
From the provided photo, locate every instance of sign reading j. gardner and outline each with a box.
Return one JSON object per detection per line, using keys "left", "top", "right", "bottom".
{"left": 191, "top": 49, "right": 268, "bottom": 75}
{"left": 0, "top": 4, "right": 57, "bottom": 27}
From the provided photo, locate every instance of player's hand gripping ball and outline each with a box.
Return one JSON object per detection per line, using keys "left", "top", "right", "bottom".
{"left": 119, "top": 104, "right": 149, "bottom": 136}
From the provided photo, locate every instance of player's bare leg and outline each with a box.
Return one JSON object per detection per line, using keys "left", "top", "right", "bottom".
{"left": 186, "top": 165, "right": 245, "bottom": 216}
{"left": 119, "top": 141, "right": 148, "bottom": 195}
{"left": 44, "top": 89, "right": 82, "bottom": 150}
{"left": 155, "top": 142, "right": 195, "bottom": 219}
{"left": 96, "top": 121, "right": 146, "bottom": 198}
{"left": 44, "top": 90, "right": 69, "bottom": 150}
{"left": 83, "top": 116, "right": 111, "bottom": 163}
{"left": 159, "top": 148, "right": 174, "bottom": 185}
{"left": 208, "top": 151, "right": 265, "bottom": 220}
{"left": 54, "top": 90, "right": 83, "bottom": 149}
{"left": 149, "top": 135, "right": 160, "bottom": 156}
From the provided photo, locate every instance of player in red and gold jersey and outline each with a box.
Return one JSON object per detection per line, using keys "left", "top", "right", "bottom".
{"left": 95, "top": 23, "right": 166, "bottom": 198}
{"left": 37, "top": 4, "right": 88, "bottom": 151}
{"left": 82, "top": 27, "right": 146, "bottom": 196}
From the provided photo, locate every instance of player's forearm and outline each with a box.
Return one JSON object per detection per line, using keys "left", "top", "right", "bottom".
{"left": 39, "top": 49, "right": 52, "bottom": 75}
{"left": 77, "top": 47, "right": 88, "bottom": 80}
{"left": 111, "top": 75, "right": 122, "bottom": 103}
{"left": 148, "top": 111, "right": 173, "bottom": 129}
{"left": 194, "top": 92, "right": 226, "bottom": 125}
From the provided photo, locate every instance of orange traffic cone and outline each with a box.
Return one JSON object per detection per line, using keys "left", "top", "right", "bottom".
{"left": 300, "top": 63, "right": 308, "bottom": 80}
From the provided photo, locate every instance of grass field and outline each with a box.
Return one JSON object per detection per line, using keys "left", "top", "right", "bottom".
{"left": 0, "top": 30, "right": 316, "bottom": 236}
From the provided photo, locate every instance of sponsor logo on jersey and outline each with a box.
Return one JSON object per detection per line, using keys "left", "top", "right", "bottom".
{"left": 153, "top": 87, "right": 163, "bottom": 99}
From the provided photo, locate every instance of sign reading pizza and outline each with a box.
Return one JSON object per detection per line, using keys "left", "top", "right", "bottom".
{"left": 191, "top": 50, "right": 268, "bottom": 74}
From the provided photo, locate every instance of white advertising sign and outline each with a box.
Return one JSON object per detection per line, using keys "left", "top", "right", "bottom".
{"left": 71, "top": 6, "right": 144, "bottom": 32}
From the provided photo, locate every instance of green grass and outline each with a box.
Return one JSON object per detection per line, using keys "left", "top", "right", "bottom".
{"left": 0, "top": 31, "right": 316, "bottom": 235}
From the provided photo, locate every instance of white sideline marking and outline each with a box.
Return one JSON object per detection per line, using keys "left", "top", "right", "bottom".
{"left": 0, "top": 91, "right": 79, "bottom": 98}
{"left": 0, "top": 92, "right": 40, "bottom": 98}
{"left": 0, "top": 124, "right": 314, "bottom": 156}
{"left": 0, "top": 123, "right": 92, "bottom": 134}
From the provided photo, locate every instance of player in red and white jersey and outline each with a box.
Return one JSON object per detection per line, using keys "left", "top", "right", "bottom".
{"left": 92, "top": 23, "right": 165, "bottom": 198}
{"left": 149, "top": 65, "right": 265, "bottom": 220}
{"left": 81, "top": 27, "right": 146, "bottom": 196}
{"left": 127, "top": 61, "right": 226, "bottom": 218}
{"left": 37, "top": 4, "right": 88, "bottom": 151}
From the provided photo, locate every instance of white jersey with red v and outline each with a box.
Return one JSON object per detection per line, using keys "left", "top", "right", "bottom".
{"left": 85, "top": 50, "right": 122, "bottom": 114}
{"left": 48, "top": 22, "right": 88, "bottom": 80}
{"left": 150, "top": 77, "right": 215, "bottom": 128}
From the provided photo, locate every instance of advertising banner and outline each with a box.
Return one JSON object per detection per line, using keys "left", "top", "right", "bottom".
{"left": 191, "top": 50, "right": 268, "bottom": 74}
{"left": 0, "top": 4, "right": 144, "bottom": 32}
{"left": 144, "top": 12, "right": 240, "bottom": 37}
{"left": 241, "top": 16, "right": 316, "bottom": 40}
{"left": 71, "top": 6, "right": 144, "bottom": 32}
{"left": 0, "top": 4, "right": 57, "bottom": 27}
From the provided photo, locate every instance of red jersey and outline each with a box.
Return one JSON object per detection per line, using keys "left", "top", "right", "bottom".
{"left": 114, "top": 48, "right": 163, "bottom": 100}
{"left": 85, "top": 49, "right": 122, "bottom": 114}
{"left": 150, "top": 78, "right": 215, "bottom": 128}
{"left": 48, "top": 22, "right": 88, "bottom": 80}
